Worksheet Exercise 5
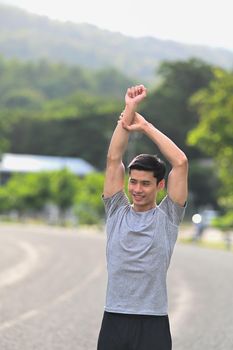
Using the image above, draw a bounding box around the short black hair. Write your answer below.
[128,154,166,183]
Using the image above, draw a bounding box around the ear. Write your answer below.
[157,179,165,191]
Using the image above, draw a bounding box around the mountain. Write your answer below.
[0,4,233,81]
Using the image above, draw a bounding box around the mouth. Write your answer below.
[133,194,144,201]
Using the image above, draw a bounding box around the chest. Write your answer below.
[107,210,170,270]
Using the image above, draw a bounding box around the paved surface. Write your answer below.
[179,224,233,249]
[168,243,233,349]
[0,223,232,350]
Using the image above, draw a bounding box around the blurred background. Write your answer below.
[0,0,232,243]
[0,2,233,350]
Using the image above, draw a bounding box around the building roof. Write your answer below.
[0,153,95,176]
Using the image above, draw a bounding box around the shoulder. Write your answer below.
[158,195,186,226]
[102,191,130,218]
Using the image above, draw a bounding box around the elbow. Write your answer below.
[106,153,122,165]
[177,153,188,168]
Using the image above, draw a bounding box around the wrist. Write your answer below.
[125,101,138,110]
[142,121,153,133]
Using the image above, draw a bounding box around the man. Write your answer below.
[97,85,188,350]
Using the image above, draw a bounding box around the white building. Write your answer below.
[0,153,95,183]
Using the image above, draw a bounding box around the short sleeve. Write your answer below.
[158,195,186,226]
[102,191,130,219]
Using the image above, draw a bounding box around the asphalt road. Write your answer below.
[0,224,232,350]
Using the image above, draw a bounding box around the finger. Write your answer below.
[143,86,147,95]
[118,120,129,129]
[121,121,130,130]
[138,84,147,94]
[134,85,141,96]
[137,86,142,95]
[130,86,136,97]
[124,124,135,131]
[127,88,133,98]
[136,84,145,96]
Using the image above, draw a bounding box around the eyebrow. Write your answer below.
[130,178,151,184]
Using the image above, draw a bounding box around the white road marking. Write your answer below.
[0,264,104,332]
[169,275,193,335]
[0,241,39,289]
[0,309,40,331]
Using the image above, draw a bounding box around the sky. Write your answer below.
[1,0,233,52]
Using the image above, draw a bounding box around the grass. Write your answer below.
[179,236,233,252]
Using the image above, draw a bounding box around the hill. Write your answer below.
[0,4,233,81]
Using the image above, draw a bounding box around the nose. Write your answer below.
[134,182,142,193]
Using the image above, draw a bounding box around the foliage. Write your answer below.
[0,170,105,225]
[0,56,225,212]
[0,172,51,213]
[1,4,233,82]
[0,57,215,167]
[49,169,78,211]
[140,58,215,159]
[187,68,233,229]
[74,172,105,225]
[0,186,11,212]
[0,56,128,169]
[0,169,168,224]
[0,56,133,102]
[212,212,233,231]
[188,160,220,210]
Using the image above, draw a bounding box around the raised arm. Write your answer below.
[121,113,188,206]
[103,85,147,198]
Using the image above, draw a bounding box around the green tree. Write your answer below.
[1,88,44,109]
[74,172,105,225]
[188,160,220,210]
[141,58,215,159]
[8,93,120,169]
[50,169,78,220]
[188,68,233,228]
[129,58,217,210]
[0,172,52,214]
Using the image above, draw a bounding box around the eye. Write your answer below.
[129,179,136,184]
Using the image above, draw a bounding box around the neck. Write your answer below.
[132,203,156,212]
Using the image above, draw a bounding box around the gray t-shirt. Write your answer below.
[103,190,185,316]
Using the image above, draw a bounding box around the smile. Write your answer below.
[133,194,144,200]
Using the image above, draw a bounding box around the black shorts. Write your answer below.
[97,311,172,350]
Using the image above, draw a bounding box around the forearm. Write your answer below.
[107,104,136,162]
[106,84,147,164]
[142,122,187,167]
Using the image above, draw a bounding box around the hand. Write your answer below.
[125,85,147,107]
[120,112,149,133]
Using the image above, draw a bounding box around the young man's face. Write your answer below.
[128,169,164,212]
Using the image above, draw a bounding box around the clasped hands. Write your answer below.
[119,84,149,133]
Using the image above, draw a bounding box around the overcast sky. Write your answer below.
[1,0,233,51]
